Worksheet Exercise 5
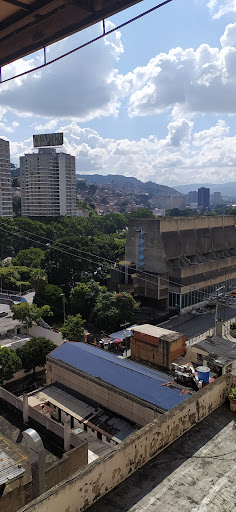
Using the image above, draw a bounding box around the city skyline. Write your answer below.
[0,0,236,186]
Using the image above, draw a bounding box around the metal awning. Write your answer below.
[0,450,25,485]
[0,0,144,67]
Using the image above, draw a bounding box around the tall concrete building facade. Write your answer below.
[125,216,236,311]
[0,138,13,218]
[20,148,76,217]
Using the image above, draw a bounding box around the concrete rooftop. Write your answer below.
[86,404,236,512]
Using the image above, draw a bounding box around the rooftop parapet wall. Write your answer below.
[18,374,235,512]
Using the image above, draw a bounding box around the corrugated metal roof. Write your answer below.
[0,450,25,485]
[49,343,189,411]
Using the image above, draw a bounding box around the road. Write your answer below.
[159,304,236,339]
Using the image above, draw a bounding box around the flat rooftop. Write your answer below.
[160,303,236,339]
[194,336,236,367]
[132,324,181,341]
[86,404,236,512]
[49,342,191,411]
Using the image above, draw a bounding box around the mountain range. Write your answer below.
[76,174,181,196]
[174,182,236,197]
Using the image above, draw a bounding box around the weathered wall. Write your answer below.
[29,325,63,346]
[46,444,88,490]
[0,387,87,451]
[130,334,185,368]
[1,485,26,512]
[46,360,161,424]
[18,375,232,512]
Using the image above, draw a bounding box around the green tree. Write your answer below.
[12,302,53,328]
[70,280,106,318]
[30,268,47,293]
[0,347,22,384]
[92,291,139,333]
[34,283,64,319]
[60,314,85,341]
[12,247,45,268]
[16,337,56,376]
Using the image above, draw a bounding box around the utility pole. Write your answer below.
[60,293,66,324]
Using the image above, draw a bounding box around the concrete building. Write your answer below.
[0,138,13,218]
[212,191,222,205]
[46,342,191,425]
[154,194,187,210]
[11,373,236,512]
[125,215,236,311]
[187,190,197,203]
[186,335,236,376]
[198,187,210,209]
[130,324,186,369]
[20,148,76,217]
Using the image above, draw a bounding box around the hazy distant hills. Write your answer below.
[174,182,236,197]
[76,174,181,196]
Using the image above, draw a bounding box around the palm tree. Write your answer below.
[30,269,47,293]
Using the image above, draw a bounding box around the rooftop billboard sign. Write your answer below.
[33,133,63,147]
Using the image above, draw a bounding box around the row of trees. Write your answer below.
[0,337,56,384]
[12,285,139,337]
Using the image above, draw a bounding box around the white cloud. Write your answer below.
[127,40,236,117]
[0,23,123,121]
[207,0,236,18]
[7,119,236,185]
[1,22,236,122]
[220,23,236,47]
[34,120,59,131]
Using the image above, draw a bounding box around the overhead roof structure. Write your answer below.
[0,0,144,68]
[48,341,190,411]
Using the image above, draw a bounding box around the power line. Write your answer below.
[0,221,224,301]
[0,0,173,84]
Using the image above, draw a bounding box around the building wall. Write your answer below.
[18,375,234,512]
[0,138,13,218]
[130,333,185,368]
[125,216,236,303]
[20,148,76,217]
[46,360,162,425]
[29,325,63,346]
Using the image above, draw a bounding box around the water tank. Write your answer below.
[197,366,210,383]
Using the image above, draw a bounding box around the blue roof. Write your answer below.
[49,342,189,411]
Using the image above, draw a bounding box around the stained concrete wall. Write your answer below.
[46,360,161,424]
[1,485,26,512]
[130,332,185,368]
[125,216,236,298]
[18,375,233,512]
[29,325,63,346]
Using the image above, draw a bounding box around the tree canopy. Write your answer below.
[60,314,86,342]
[70,279,106,318]
[34,283,64,319]
[16,337,56,375]
[92,291,139,333]
[12,302,53,328]
[0,347,22,384]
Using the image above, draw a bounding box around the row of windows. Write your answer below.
[169,278,236,309]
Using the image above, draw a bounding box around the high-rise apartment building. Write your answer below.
[198,187,210,209]
[0,138,13,218]
[20,148,76,217]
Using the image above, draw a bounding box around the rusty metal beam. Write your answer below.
[2,0,33,11]
[0,0,144,67]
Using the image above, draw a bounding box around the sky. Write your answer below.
[1,0,236,186]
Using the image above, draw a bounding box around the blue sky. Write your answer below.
[1,0,236,186]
